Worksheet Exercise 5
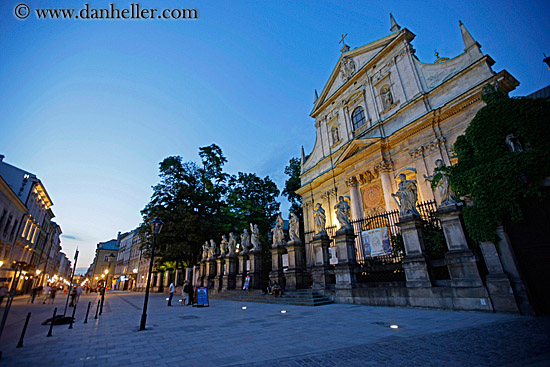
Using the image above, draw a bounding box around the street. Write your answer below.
[0,291,548,366]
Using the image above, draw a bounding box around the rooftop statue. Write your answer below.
[392,173,421,217]
[313,203,327,236]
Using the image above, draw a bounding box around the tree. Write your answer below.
[282,157,302,219]
[449,86,550,243]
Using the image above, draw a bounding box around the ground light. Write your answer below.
[390,325,399,329]
[281,310,287,314]
[242,306,247,310]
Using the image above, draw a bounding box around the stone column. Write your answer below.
[437,204,483,287]
[379,169,397,211]
[156,271,165,292]
[214,257,224,292]
[269,245,286,288]
[333,228,357,302]
[199,261,206,286]
[346,177,363,220]
[206,259,217,290]
[479,241,519,313]
[285,239,307,290]
[248,250,262,289]
[222,256,237,290]
[193,265,200,287]
[237,253,248,290]
[311,233,331,290]
[398,215,431,288]
[174,269,181,286]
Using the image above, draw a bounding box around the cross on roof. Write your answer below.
[339,33,348,45]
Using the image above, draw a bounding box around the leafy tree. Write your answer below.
[282,157,302,219]
[449,86,550,243]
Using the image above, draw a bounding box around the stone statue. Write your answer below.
[271,213,285,247]
[392,173,421,217]
[250,223,261,252]
[202,241,210,260]
[313,203,327,235]
[289,213,300,243]
[505,133,524,153]
[228,232,237,256]
[381,86,393,109]
[424,159,457,206]
[240,229,251,254]
[334,196,352,230]
[209,239,218,257]
[220,235,229,257]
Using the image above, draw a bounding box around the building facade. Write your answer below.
[89,239,118,289]
[295,17,520,312]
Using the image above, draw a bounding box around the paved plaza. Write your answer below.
[0,291,549,366]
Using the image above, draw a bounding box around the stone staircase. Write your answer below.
[210,289,333,306]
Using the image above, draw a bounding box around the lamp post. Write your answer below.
[0,261,27,359]
[99,269,108,315]
[139,217,163,331]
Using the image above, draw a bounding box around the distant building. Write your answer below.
[89,239,118,289]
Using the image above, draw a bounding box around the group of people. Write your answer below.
[264,280,282,297]
[167,280,195,306]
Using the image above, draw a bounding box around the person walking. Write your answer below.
[49,286,57,304]
[42,284,51,304]
[76,285,83,304]
[167,282,174,306]
[182,281,189,306]
[187,282,194,306]
[0,285,8,306]
[69,286,77,307]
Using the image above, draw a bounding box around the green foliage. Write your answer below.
[141,144,280,269]
[449,87,550,243]
[282,157,302,216]
[421,222,447,259]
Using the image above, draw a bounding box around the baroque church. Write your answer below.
[297,15,518,267]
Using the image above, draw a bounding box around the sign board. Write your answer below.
[329,247,338,265]
[243,275,250,290]
[195,287,209,307]
[246,260,250,271]
[282,254,289,268]
[362,227,392,257]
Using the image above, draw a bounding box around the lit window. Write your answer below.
[351,106,366,130]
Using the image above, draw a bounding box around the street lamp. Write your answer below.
[139,217,163,331]
[99,269,109,315]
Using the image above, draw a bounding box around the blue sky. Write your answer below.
[1,0,549,271]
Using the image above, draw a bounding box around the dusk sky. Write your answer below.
[1,0,549,272]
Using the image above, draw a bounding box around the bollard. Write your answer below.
[16,312,31,348]
[94,300,100,319]
[47,308,57,337]
[84,301,91,323]
[68,303,77,329]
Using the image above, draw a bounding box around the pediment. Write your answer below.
[334,138,378,166]
[312,29,413,117]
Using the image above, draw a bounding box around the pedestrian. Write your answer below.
[187,283,194,306]
[181,281,188,306]
[167,282,174,306]
[0,284,8,306]
[42,284,52,304]
[76,284,83,304]
[49,286,57,304]
[29,287,38,304]
[69,286,77,307]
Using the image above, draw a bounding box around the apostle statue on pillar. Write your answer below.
[202,241,210,260]
[209,239,218,258]
[334,196,352,230]
[271,213,285,247]
[313,203,327,236]
[392,173,421,217]
[424,159,457,206]
[220,235,229,257]
[289,213,301,243]
[240,228,251,254]
[250,223,261,252]
[228,232,237,256]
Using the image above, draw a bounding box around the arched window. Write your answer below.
[351,106,366,130]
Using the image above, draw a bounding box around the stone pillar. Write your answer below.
[269,245,286,287]
[174,269,182,286]
[479,241,519,313]
[237,253,248,290]
[214,257,224,292]
[193,265,200,287]
[311,234,331,290]
[156,271,165,292]
[398,215,432,288]
[437,204,483,287]
[248,250,262,289]
[222,256,237,290]
[285,239,307,290]
[333,228,357,302]
[379,169,397,211]
[346,177,363,220]
[206,259,217,290]
[199,261,206,287]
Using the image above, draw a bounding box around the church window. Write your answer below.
[351,106,366,130]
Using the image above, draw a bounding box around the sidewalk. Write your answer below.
[1,291,548,366]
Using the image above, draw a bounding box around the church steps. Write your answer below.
[209,289,333,306]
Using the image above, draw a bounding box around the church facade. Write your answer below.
[296,16,522,312]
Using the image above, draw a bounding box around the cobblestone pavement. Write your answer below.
[1,291,548,366]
